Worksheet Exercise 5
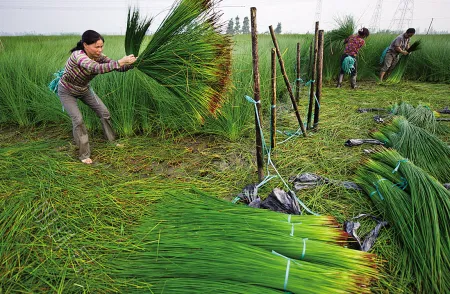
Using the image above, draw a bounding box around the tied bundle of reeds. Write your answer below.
[356,149,450,293]
[109,190,377,293]
[390,102,449,135]
[370,116,450,183]
[125,0,232,119]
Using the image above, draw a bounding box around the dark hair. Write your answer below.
[406,28,416,34]
[358,27,370,38]
[70,30,105,53]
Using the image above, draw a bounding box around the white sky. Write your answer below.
[1,0,449,35]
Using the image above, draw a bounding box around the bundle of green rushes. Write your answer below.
[356,149,450,293]
[325,16,355,49]
[125,0,232,120]
[390,102,449,135]
[108,191,377,293]
[371,116,450,183]
[387,40,422,83]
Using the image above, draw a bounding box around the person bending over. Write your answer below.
[337,27,370,89]
[379,28,415,82]
[58,30,136,164]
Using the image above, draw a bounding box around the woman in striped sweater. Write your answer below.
[58,30,136,164]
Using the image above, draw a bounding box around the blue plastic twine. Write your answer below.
[301,238,308,260]
[392,159,408,174]
[245,95,319,216]
[272,250,299,291]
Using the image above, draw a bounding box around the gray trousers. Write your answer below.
[381,51,399,73]
[57,85,115,160]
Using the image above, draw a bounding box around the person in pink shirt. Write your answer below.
[336,28,370,89]
[58,30,137,164]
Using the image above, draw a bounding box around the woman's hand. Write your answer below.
[118,54,137,66]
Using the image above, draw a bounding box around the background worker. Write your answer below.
[379,28,415,82]
[336,27,370,89]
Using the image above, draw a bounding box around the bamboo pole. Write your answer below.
[269,25,307,137]
[251,7,264,181]
[295,43,301,102]
[307,21,319,130]
[313,30,324,129]
[271,48,277,150]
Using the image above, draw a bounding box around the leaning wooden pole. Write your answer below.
[313,30,324,129]
[295,43,301,102]
[251,7,264,181]
[269,25,307,137]
[307,21,319,130]
[270,48,277,150]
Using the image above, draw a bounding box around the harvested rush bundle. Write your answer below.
[325,16,356,47]
[370,117,450,182]
[356,149,450,293]
[125,7,153,56]
[110,191,377,293]
[391,102,449,135]
[126,0,232,119]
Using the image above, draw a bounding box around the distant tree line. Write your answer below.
[226,16,282,35]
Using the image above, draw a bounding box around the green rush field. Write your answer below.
[1,33,449,293]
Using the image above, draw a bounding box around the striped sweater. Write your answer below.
[59,50,129,95]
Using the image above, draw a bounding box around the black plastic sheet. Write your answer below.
[344,214,388,252]
[344,139,384,147]
[289,173,361,191]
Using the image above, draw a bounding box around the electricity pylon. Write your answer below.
[369,0,383,33]
[389,0,414,33]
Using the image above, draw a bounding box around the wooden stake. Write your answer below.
[308,42,313,77]
[269,25,307,137]
[251,7,264,182]
[295,43,301,102]
[270,48,277,150]
[313,30,324,129]
[307,21,319,130]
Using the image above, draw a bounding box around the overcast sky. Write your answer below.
[1,0,449,35]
